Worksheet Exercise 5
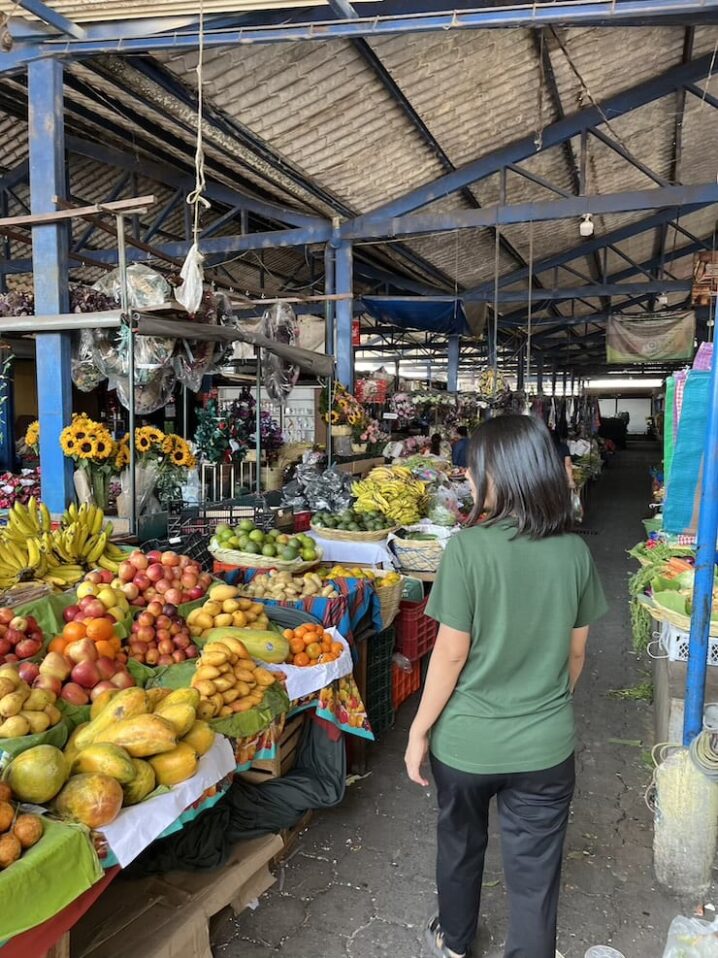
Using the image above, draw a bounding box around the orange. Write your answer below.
[289,637,305,654]
[62,621,86,642]
[48,636,68,654]
[305,642,322,660]
[293,652,310,667]
[331,642,344,657]
[85,618,115,642]
[110,635,122,652]
[282,629,294,640]
[95,639,117,659]
[323,631,333,643]
[318,652,336,664]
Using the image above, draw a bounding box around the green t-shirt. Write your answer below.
[426,522,608,775]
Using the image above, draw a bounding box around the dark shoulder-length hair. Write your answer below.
[468,415,573,539]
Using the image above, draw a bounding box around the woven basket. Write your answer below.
[373,570,402,629]
[208,540,323,572]
[640,596,718,638]
[310,522,397,542]
[332,425,352,437]
[392,535,444,573]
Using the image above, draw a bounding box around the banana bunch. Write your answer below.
[353,467,429,526]
[0,502,125,590]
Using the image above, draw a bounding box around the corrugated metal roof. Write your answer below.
[0,0,361,22]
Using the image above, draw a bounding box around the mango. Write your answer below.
[148,743,198,787]
[159,688,200,711]
[205,628,288,664]
[19,710,50,734]
[182,720,215,756]
[0,715,30,738]
[121,759,156,806]
[208,583,239,602]
[71,743,137,783]
[94,714,177,758]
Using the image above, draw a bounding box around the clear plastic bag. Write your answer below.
[571,490,584,525]
[259,303,300,402]
[112,367,176,415]
[175,243,205,314]
[71,329,105,392]
[428,487,459,527]
[116,460,161,518]
[93,264,171,309]
[173,339,215,392]
[662,915,718,957]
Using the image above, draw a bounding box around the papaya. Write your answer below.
[145,688,172,711]
[90,689,119,721]
[55,773,123,828]
[71,743,136,784]
[121,759,156,806]
[153,703,195,738]
[94,714,177,757]
[75,688,149,750]
[157,688,200,711]
[205,627,288,664]
[181,720,215,757]
[208,583,239,602]
[5,745,67,804]
[63,723,90,768]
[148,743,198,787]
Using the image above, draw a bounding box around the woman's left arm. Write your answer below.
[405,625,470,786]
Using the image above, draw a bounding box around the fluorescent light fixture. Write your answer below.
[587,378,663,389]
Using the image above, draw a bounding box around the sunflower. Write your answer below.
[76,438,97,460]
[168,438,195,468]
[61,434,77,456]
[25,421,39,450]
[136,433,152,453]
[115,443,130,470]
[329,411,340,424]
[143,426,165,447]
[93,429,114,461]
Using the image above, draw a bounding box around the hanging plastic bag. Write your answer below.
[116,460,161,518]
[662,915,718,957]
[175,243,205,314]
[112,367,176,415]
[71,329,105,393]
[93,264,171,309]
[428,487,459,527]
[259,303,300,402]
[571,489,584,525]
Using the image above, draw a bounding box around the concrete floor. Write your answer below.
[213,443,697,958]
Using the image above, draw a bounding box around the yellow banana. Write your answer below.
[91,507,104,536]
[86,531,108,564]
[97,555,119,573]
[39,502,51,533]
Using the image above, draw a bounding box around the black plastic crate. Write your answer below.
[365,626,396,737]
[141,531,214,572]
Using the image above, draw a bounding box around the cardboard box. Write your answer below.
[72,834,283,958]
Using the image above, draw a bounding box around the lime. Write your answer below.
[244,542,260,555]
[288,538,301,551]
[238,536,250,551]
[239,518,255,533]
[215,522,231,535]
[277,533,290,545]
[262,543,277,558]
[268,528,280,538]
[282,547,299,561]
[301,548,317,562]
[249,529,265,544]
[349,523,361,532]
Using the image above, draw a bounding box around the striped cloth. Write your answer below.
[664,370,710,535]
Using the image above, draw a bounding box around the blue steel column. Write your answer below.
[447,335,460,393]
[29,60,73,513]
[683,298,718,744]
[335,241,354,390]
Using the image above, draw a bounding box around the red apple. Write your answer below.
[33,674,62,695]
[180,572,198,590]
[155,628,171,644]
[155,579,170,596]
[25,616,38,631]
[185,644,199,659]
[99,570,114,584]
[155,615,171,630]
[0,608,13,626]
[0,639,10,657]
[118,561,135,582]
[96,656,116,680]
[146,550,162,563]
[15,638,42,659]
[18,661,40,683]
[60,683,90,705]
[146,600,163,618]
[4,654,17,663]
[135,627,155,644]
[9,616,28,633]
[129,551,149,571]
[133,573,151,593]
[111,671,135,689]
[65,639,98,664]
[86,571,103,586]
[171,649,186,663]
[137,612,155,628]
[199,573,212,590]
[158,638,174,656]
[169,623,182,637]
[129,640,149,656]
[187,586,205,601]
[145,587,157,600]
[173,633,190,650]
[157,654,173,666]
[5,628,24,647]
[71,660,101,689]
[130,597,147,608]
[120,582,139,601]
[145,648,160,665]
[63,605,80,623]
[160,551,179,567]
[164,588,183,607]
[146,563,164,583]
[90,680,116,701]
[40,651,72,681]
[84,599,106,619]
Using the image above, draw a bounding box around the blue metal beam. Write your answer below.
[346,53,717,225]
[340,183,718,243]
[18,0,86,38]
[447,335,460,393]
[0,160,29,192]
[335,242,354,389]
[72,171,130,252]
[5,1,718,71]
[686,82,718,111]
[143,188,183,242]
[28,59,73,513]
[589,127,670,187]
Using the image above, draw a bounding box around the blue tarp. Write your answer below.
[362,296,469,335]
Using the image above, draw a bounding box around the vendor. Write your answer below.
[429,434,452,460]
[552,429,575,490]
[452,427,469,470]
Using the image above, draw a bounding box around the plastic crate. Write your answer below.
[394,597,439,662]
[365,626,395,736]
[392,660,421,710]
[658,620,718,665]
[293,511,312,533]
[142,532,214,572]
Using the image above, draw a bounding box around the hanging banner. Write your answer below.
[692,251,718,306]
[352,319,361,347]
[606,312,695,364]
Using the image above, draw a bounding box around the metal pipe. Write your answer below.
[255,354,262,495]
[0,312,123,333]
[325,244,335,468]
[117,214,136,537]
[684,298,718,744]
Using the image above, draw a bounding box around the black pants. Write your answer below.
[431,753,575,957]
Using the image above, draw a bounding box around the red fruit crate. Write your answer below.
[394,597,438,662]
[392,660,421,709]
[293,511,312,533]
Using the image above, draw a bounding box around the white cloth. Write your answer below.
[307,531,396,569]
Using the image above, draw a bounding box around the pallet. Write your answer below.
[238,713,305,785]
[273,810,315,866]
[71,834,283,958]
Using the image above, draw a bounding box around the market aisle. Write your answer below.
[214,444,686,958]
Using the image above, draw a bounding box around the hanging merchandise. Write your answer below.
[476,368,509,403]
[259,303,301,403]
[114,366,177,415]
[606,313,695,364]
[175,243,205,314]
[93,264,171,309]
[70,329,105,393]
[173,290,235,391]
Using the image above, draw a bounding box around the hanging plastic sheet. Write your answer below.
[70,329,105,393]
[259,303,301,402]
[663,371,709,535]
[93,264,171,309]
[606,312,695,364]
[362,296,470,335]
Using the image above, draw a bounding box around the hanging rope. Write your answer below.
[526,221,534,389]
[492,223,500,399]
[186,0,211,242]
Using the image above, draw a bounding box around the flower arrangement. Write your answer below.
[194,395,255,465]
[24,420,39,456]
[322,383,367,429]
[359,419,390,453]
[0,468,41,509]
[114,427,197,506]
[60,414,117,509]
[390,392,417,425]
[257,411,284,464]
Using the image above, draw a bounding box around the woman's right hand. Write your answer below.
[405,729,430,787]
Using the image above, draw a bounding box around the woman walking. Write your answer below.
[405,415,607,958]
